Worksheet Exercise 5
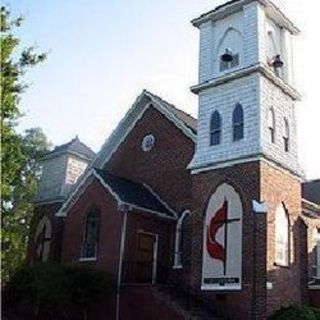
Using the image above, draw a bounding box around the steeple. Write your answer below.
[188,0,302,177]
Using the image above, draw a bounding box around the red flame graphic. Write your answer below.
[206,200,228,263]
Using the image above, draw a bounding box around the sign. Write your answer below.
[202,183,242,291]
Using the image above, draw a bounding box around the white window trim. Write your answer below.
[268,107,276,144]
[137,230,158,285]
[79,257,97,262]
[274,204,290,267]
[313,234,320,279]
[173,210,190,269]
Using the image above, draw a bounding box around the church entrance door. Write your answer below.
[135,232,158,284]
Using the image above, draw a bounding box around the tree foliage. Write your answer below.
[269,305,320,320]
[1,5,49,282]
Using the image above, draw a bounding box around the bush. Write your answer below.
[4,262,116,320]
[270,305,320,320]
[4,263,69,318]
[64,264,116,320]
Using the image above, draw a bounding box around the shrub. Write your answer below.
[4,262,116,320]
[270,305,320,320]
[4,262,69,318]
[64,264,116,320]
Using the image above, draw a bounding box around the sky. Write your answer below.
[6,0,320,179]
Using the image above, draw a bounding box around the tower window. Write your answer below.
[275,203,290,266]
[81,208,100,259]
[283,118,290,152]
[232,103,244,141]
[210,111,222,146]
[268,107,276,143]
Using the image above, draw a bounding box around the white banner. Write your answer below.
[202,183,242,291]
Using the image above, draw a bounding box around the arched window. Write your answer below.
[268,107,276,143]
[233,103,244,141]
[34,216,52,262]
[210,111,221,146]
[266,22,283,78]
[275,203,290,266]
[283,118,290,152]
[217,28,242,72]
[173,210,190,268]
[313,228,320,279]
[81,208,100,259]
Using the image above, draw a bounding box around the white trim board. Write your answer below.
[143,183,178,219]
[190,155,303,181]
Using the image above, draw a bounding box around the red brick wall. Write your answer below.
[61,179,123,276]
[189,161,265,320]
[309,290,320,307]
[59,175,179,320]
[105,106,195,213]
[260,162,304,316]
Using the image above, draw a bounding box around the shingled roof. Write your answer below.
[47,136,95,160]
[144,90,197,134]
[302,179,320,205]
[193,0,241,21]
[94,168,176,219]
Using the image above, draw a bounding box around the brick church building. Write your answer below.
[28,0,320,319]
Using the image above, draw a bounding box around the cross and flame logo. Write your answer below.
[206,199,240,275]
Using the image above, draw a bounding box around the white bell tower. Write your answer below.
[188,0,302,177]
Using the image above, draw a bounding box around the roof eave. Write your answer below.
[191,0,300,35]
[302,198,320,215]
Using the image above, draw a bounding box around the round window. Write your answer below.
[141,134,155,152]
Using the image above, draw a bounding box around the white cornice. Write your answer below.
[190,154,303,181]
[35,198,65,206]
[190,63,301,101]
[191,0,300,35]
[190,155,262,175]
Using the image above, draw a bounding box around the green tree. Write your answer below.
[1,6,49,282]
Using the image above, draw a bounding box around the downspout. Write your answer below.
[252,200,268,320]
[116,204,129,320]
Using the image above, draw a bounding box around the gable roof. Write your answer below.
[56,168,177,220]
[145,91,197,134]
[92,89,197,169]
[45,136,95,161]
[302,179,320,205]
[56,90,196,217]
[94,169,177,218]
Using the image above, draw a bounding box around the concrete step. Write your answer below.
[151,286,225,320]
